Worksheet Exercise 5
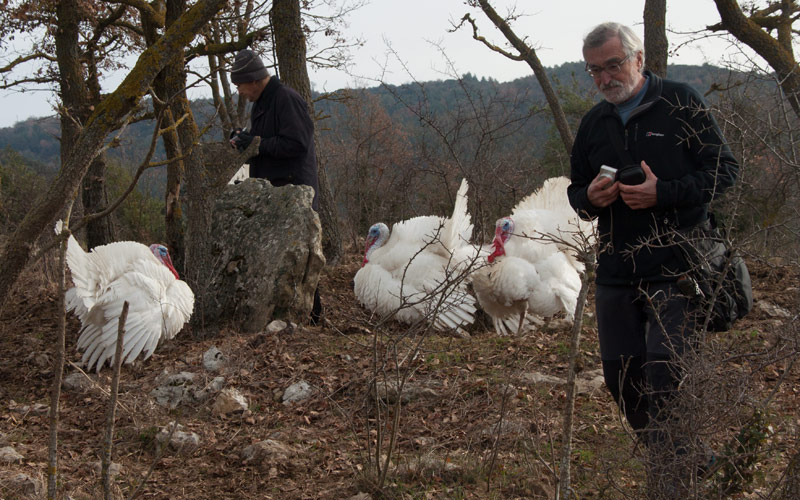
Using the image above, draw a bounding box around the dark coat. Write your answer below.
[248,77,318,210]
[568,71,739,285]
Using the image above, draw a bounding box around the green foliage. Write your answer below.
[712,408,773,496]
[0,146,47,234]
[137,426,159,451]
[0,63,775,250]
[0,119,61,177]
[105,160,166,243]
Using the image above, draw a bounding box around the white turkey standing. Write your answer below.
[353,178,481,334]
[58,222,195,372]
[472,176,595,335]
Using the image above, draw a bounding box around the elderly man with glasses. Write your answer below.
[567,22,739,493]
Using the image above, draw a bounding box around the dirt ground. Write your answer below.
[0,253,798,499]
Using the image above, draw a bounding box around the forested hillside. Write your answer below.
[0,63,733,174]
[0,61,781,249]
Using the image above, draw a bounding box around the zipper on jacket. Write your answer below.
[624,128,629,151]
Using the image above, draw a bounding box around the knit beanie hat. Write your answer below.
[230,49,269,84]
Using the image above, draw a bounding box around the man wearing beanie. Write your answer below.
[229,48,319,211]
[229,48,323,323]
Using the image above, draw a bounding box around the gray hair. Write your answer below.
[583,22,645,69]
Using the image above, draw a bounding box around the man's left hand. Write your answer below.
[619,161,658,210]
[230,130,254,151]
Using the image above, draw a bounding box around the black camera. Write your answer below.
[598,164,646,185]
[617,164,646,185]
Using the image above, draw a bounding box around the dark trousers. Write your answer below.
[595,282,696,438]
[311,286,322,324]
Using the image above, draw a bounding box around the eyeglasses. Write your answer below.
[585,55,631,78]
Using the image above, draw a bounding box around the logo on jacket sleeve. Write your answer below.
[645,131,664,137]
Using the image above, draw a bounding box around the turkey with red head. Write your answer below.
[472,177,595,335]
[57,222,195,372]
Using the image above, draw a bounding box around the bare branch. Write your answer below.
[104,0,165,27]
[0,52,58,73]
[453,13,523,61]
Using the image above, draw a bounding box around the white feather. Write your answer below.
[472,176,594,335]
[354,179,482,333]
[59,225,194,372]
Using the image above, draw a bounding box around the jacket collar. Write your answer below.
[256,76,281,107]
[600,70,663,119]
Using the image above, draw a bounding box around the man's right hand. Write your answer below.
[587,174,620,208]
[230,130,255,151]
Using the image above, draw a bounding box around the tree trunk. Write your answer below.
[0,0,228,313]
[161,0,193,276]
[141,1,185,271]
[82,156,115,248]
[643,0,668,77]
[271,0,343,265]
[55,0,115,250]
[84,51,116,248]
[713,0,800,118]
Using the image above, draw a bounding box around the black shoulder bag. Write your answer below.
[605,120,753,332]
[671,215,753,332]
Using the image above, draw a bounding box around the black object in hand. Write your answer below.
[617,164,646,185]
[231,130,254,152]
[229,127,243,140]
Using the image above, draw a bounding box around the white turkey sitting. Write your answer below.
[353,178,482,334]
[57,222,195,372]
[471,176,595,335]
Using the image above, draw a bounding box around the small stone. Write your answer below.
[347,493,373,500]
[156,423,200,452]
[241,439,295,463]
[371,380,438,404]
[33,353,50,368]
[0,471,42,497]
[9,401,48,417]
[91,461,123,478]
[756,301,792,318]
[266,320,289,334]
[212,387,249,416]
[282,380,313,404]
[156,371,196,386]
[203,346,226,373]
[0,446,24,463]
[63,372,93,392]
[150,371,199,408]
[194,376,226,402]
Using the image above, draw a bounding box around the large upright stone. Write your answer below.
[204,178,324,332]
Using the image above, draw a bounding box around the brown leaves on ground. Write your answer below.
[0,255,798,499]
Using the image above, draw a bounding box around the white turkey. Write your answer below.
[354,178,482,334]
[472,176,595,335]
[57,222,195,372]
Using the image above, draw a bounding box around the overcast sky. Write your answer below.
[0,0,742,128]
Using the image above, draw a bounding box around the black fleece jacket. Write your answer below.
[568,70,739,285]
[248,77,319,210]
